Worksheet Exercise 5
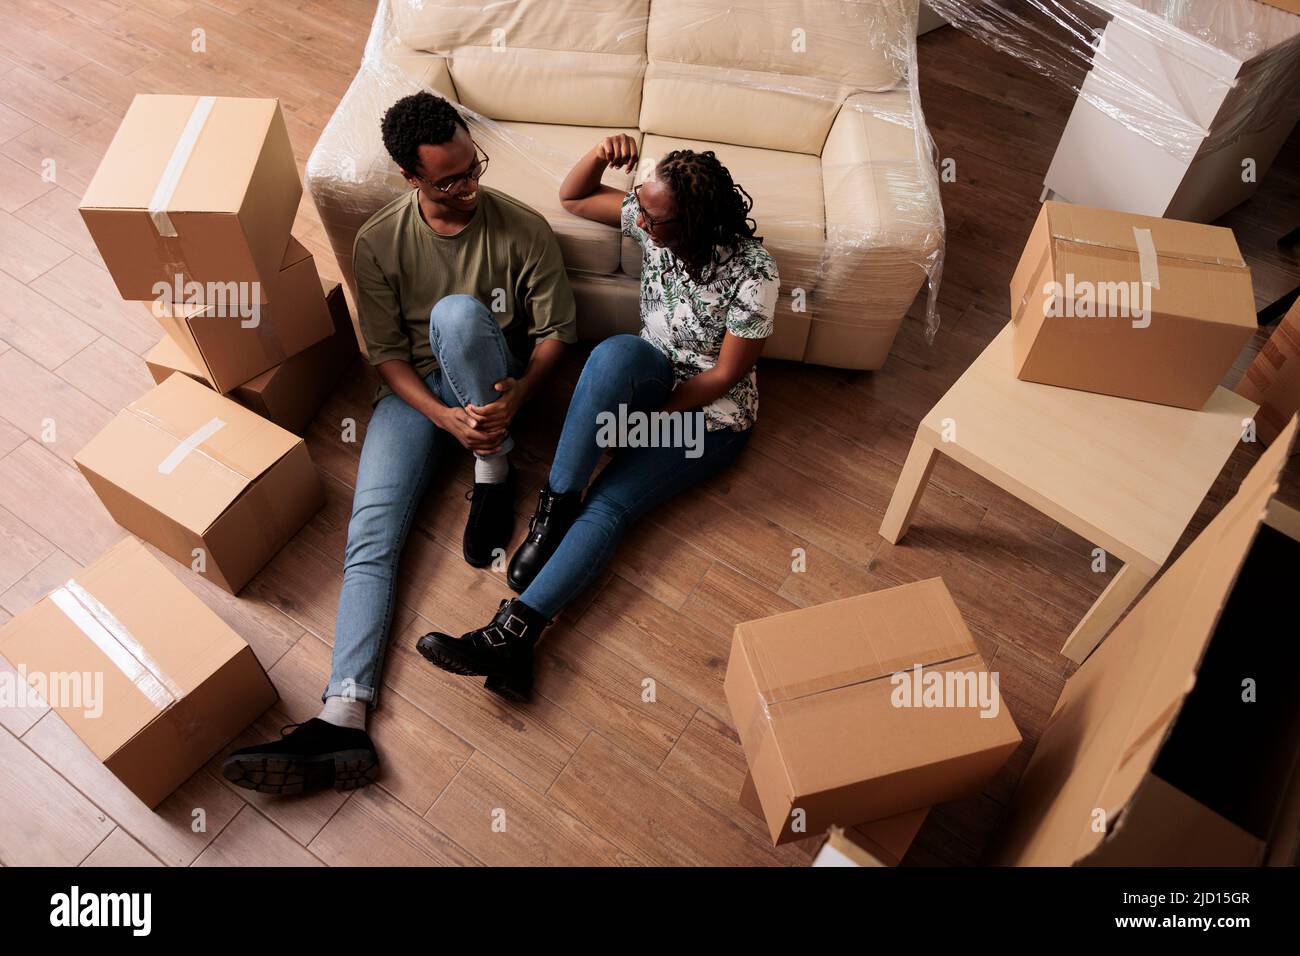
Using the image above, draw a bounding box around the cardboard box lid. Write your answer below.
[1041,202,1255,331]
[81,95,282,215]
[0,537,253,761]
[993,417,1298,865]
[74,373,301,535]
[734,578,1019,795]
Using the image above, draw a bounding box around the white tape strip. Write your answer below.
[1133,227,1161,290]
[148,95,217,238]
[50,583,178,709]
[157,416,226,475]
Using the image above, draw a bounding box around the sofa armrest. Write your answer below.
[305,1,458,294]
[810,89,945,366]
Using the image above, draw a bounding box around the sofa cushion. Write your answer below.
[640,0,913,154]
[393,0,650,127]
[480,122,640,276]
[625,134,825,297]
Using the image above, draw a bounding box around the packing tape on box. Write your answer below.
[49,580,181,709]
[134,407,292,563]
[127,407,251,482]
[158,416,227,475]
[1132,227,1161,290]
[149,95,216,239]
[146,96,216,294]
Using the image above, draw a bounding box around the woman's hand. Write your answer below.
[597,134,638,172]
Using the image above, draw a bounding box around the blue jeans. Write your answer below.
[520,334,752,619]
[324,295,519,705]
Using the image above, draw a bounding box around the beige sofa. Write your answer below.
[307,0,945,370]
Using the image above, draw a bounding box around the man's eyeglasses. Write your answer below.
[418,147,490,194]
[634,183,677,230]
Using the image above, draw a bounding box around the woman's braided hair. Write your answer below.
[655,149,761,283]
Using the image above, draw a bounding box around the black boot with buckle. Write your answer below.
[415,597,549,702]
[507,484,583,592]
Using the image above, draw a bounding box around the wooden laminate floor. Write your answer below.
[0,0,1296,867]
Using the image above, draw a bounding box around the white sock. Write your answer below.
[475,454,510,484]
[318,695,367,730]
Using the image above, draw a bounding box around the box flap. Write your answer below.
[80,95,278,215]
[73,374,300,535]
[734,578,976,705]
[991,418,1298,865]
[0,538,251,761]
[144,332,207,382]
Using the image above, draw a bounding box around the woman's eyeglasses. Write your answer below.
[418,147,490,194]
[634,183,677,230]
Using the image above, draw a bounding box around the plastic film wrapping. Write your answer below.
[306,0,947,370]
[926,0,1300,216]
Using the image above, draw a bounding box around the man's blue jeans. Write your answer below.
[324,295,518,706]
[519,334,752,619]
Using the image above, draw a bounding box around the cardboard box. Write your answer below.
[1010,202,1256,409]
[1043,0,1300,223]
[148,236,334,394]
[725,578,1022,846]
[1237,298,1300,448]
[0,537,277,808]
[80,94,301,302]
[740,770,928,864]
[991,418,1300,866]
[74,373,325,594]
[146,281,359,434]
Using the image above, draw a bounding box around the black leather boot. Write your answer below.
[415,597,550,702]
[507,484,582,592]
[462,463,516,568]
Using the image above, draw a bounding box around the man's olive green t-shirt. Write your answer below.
[352,186,578,401]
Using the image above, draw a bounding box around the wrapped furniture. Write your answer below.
[306,0,946,370]
[929,0,1300,222]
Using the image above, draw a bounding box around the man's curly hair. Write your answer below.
[656,149,761,283]
[381,91,468,177]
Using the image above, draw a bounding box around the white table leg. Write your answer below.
[880,436,938,544]
[1060,562,1154,664]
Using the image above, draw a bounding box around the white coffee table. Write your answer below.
[880,323,1258,662]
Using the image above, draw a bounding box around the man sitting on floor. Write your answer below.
[222,91,577,795]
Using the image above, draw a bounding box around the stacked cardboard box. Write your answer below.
[146,280,359,435]
[75,93,342,591]
[1010,201,1257,409]
[725,577,1021,847]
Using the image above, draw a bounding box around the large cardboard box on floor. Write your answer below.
[991,418,1300,866]
[80,94,301,302]
[74,373,325,594]
[146,280,359,434]
[148,236,334,394]
[0,538,277,808]
[725,577,1022,846]
[1236,298,1300,448]
[1010,202,1256,409]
